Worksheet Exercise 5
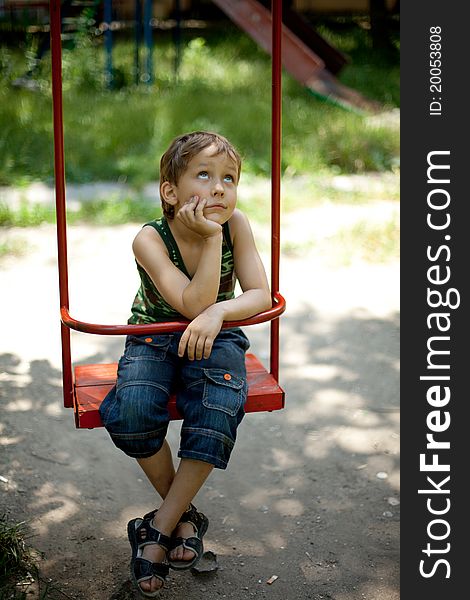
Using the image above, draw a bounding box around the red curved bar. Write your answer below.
[61,292,286,335]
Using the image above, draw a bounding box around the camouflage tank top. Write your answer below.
[128,217,236,324]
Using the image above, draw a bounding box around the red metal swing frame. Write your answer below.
[49,0,286,429]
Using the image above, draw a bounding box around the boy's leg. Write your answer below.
[158,458,213,561]
[100,335,178,594]
[137,439,175,499]
[163,330,248,565]
[127,331,248,592]
[135,456,213,594]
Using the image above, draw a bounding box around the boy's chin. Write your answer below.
[204,212,228,224]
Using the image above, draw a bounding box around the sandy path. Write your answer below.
[0,204,399,599]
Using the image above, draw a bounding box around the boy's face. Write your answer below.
[169,144,239,224]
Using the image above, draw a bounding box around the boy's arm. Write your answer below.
[211,209,272,320]
[178,209,272,360]
[132,198,223,320]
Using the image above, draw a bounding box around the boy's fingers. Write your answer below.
[186,332,197,361]
[203,338,214,359]
[178,201,197,225]
[177,205,188,219]
[195,336,206,361]
[177,340,186,358]
[178,329,190,357]
[195,198,207,219]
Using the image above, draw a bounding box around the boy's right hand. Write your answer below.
[178,304,225,360]
[177,196,222,239]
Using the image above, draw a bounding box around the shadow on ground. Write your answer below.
[0,307,399,600]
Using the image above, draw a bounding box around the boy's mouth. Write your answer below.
[205,203,226,210]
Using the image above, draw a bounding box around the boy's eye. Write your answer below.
[224,174,234,183]
[197,171,209,179]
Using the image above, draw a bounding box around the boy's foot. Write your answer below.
[127,515,171,597]
[139,540,167,594]
[167,504,209,570]
[168,521,199,563]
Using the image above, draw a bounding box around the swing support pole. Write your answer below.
[49,0,73,408]
[270,0,282,381]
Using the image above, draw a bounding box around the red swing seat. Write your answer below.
[73,353,284,429]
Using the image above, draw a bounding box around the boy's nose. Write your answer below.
[212,182,225,196]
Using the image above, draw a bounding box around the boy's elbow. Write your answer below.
[179,306,198,320]
[180,300,205,320]
[181,295,217,320]
[260,290,273,312]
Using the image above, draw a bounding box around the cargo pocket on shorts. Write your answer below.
[124,334,172,362]
[202,368,245,417]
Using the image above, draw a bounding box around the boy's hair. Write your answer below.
[159,131,242,219]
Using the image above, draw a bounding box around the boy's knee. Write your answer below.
[105,429,170,460]
[100,383,171,459]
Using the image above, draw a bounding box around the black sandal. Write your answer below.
[127,512,171,598]
[168,504,209,571]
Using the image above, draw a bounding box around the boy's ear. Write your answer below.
[160,181,178,205]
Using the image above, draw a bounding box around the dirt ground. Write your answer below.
[0,204,399,600]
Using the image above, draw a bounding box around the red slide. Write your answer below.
[212,0,380,112]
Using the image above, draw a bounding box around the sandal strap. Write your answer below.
[178,504,204,530]
[136,520,171,551]
[181,536,203,556]
[134,557,169,583]
[168,508,208,570]
[143,508,159,521]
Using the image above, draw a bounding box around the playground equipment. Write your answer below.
[103,0,154,86]
[12,0,380,109]
[49,0,286,429]
[103,0,380,109]
[212,0,380,111]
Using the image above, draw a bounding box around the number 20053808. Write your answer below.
[429,27,442,116]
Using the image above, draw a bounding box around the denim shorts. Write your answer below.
[99,328,250,469]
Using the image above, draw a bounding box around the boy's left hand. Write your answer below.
[177,196,223,239]
[178,305,225,360]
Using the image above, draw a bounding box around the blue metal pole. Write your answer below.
[104,0,113,88]
[134,0,142,84]
[143,0,153,85]
[143,0,153,84]
[174,0,181,80]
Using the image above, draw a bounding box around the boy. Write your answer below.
[99,131,271,597]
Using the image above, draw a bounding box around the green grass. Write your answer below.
[0,169,399,228]
[327,216,399,265]
[0,516,37,597]
[0,20,399,187]
[0,201,54,227]
[237,170,399,223]
[280,216,399,265]
[0,236,27,258]
[1,19,399,264]
[0,197,162,227]
[0,515,73,599]
[317,17,400,107]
